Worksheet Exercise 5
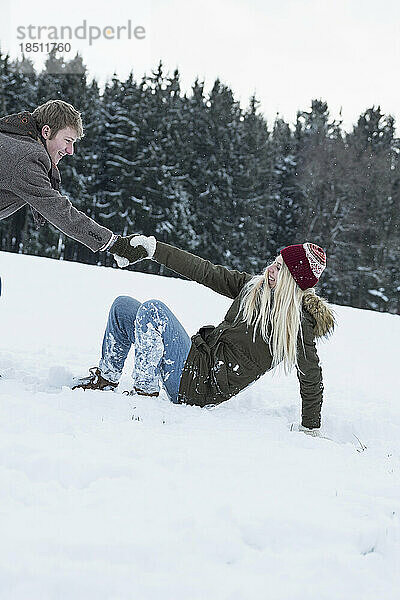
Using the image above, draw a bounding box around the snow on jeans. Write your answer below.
[99,296,191,401]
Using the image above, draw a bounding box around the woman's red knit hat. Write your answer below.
[280,243,326,290]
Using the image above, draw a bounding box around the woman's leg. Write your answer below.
[134,300,191,401]
[99,296,141,383]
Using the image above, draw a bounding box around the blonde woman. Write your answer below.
[74,238,335,432]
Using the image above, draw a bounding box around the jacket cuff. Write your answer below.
[100,232,117,251]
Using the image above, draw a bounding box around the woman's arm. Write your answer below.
[296,314,324,429]
[154,241,252,299]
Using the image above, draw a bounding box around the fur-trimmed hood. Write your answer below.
[302,290,335,339]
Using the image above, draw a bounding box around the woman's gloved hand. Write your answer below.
[109,235,156,268]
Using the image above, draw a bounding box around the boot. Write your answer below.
[72,367,118,391]
[123,387,159,397]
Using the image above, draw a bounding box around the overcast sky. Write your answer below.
[1,0,399,130]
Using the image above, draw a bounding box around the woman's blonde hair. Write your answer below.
[237,260,308,373]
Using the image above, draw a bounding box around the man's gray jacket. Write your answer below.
[0,111,113,252]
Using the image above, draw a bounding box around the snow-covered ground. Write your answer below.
[1,250,399,600]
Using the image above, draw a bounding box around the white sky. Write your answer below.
[1,0,399,131]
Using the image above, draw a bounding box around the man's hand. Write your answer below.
[109,235,156,268]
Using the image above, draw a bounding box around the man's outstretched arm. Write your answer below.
[12,151,113,252]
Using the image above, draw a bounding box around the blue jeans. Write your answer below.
[99,296,191,402]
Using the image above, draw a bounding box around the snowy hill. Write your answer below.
[1,250,399,600]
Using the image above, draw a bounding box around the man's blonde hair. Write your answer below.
[237,261,308,373]
[32,99,84,139]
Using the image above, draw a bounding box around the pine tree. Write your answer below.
[181,79,243,266]
[228,95,272,272]
[63,78,105,265]
[8,55,37,112]
[268,117,299,253]
[96,75,132,239]
[0,50,14,114]
[0,51,38,253]
[110,64,196,275]
[345,107,400,311]
[294,99,350,299]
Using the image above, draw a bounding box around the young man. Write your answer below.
[0,99,142,264]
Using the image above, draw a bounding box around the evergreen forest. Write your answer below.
[1,51,399,313]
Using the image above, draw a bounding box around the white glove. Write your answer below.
[129,235,156,256]
[112,235,157,269]
[114,255,130,268]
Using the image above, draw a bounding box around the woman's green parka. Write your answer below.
[153,242,335,428]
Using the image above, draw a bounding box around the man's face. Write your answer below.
[266,255,283,288]
[41,125,78,166]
